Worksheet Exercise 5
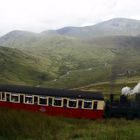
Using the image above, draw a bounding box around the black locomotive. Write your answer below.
[105,93,140,119]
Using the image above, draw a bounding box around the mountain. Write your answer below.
[0,18,140,88]
[0,30,40,48]
[15,35,139,88]
[0,35,140,88]
[49,18,140,38]
[1,18,140,48]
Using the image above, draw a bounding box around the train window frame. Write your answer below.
[0,92,1,101]
[39,96,48,106]
[78,99,84,109]
[67,99,78,108]
[33,95,39,105]
[10,93,19,103]
[48,97,53,106]
[83,100,93,109]
[1,92,6,101]
[53,97,63,107]
[24,95,33,104]
[19,94,25,103]
[6,92,11,102]
[93,100,98,110]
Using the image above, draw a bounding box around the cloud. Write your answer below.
[0,0,140,35]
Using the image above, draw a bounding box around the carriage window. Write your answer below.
[53,98,62,107]
[2,92,6,101]
[68,99,77,108]
[0,92,1,100]
[6,93,10,102]
[39,96,47,105]
[83,100,92,109]
[25,95,33,104]
[11,94,19,102]
[48,97,53,106]
[93,101,98,110]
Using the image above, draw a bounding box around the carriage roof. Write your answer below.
[0,85,104,100]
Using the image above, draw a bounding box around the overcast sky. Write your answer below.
[0,0,140,36]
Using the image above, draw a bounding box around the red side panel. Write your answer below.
[0,101,104,119]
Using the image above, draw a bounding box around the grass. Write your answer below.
[0,46,54,86]
[26,35,140,89]
[43,65,110,89]
[78,76,140,95]
[0,108,140,140]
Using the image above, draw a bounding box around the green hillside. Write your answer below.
[0,35,140,89]
[0,46,53,85]
[0,30,40,48]
[24,36,140,88]
[0,18,140,89]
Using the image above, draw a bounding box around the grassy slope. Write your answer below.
[0,46,53,85]
[0,108,140,140]
[0,35,140,89]
[0,30,40,48]
[78,76,140,94]
[31,36,140,89]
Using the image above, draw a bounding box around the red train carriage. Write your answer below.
[0,85,105,119]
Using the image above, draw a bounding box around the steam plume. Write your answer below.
[121,87,131,95]
[121,82,140,96]
[132,82,140,94]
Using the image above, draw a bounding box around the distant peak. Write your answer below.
[107,17,140,22]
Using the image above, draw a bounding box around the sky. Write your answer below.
[0,0,140,36]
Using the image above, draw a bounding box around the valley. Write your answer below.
[0,18,140,90]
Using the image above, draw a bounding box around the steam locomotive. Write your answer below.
[105,93,140,119]
[0,85,139,119]
[105,83,140,119]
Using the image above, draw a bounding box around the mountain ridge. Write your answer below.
[1,17,140,43]
[54,18,140,37]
